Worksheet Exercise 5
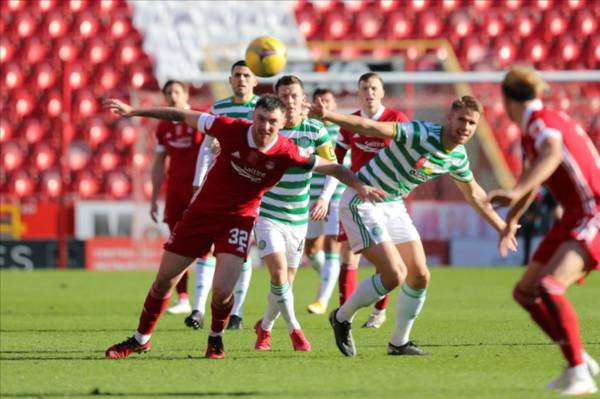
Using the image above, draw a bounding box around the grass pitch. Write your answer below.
[1,267,598,398]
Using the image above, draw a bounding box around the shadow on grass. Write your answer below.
[0,391,273,398]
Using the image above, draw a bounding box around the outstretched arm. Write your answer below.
[314,158,387,203]
[102,98,207,134]
[306,99,396,139]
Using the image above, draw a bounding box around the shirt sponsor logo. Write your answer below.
[355,141,385,153]
[410,156,434,182]
[230,161,266,183]
[231,151,241,159]
[265,160,276,170]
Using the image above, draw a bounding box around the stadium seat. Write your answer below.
[513,13,537,38]
[521,38,548,63]
[6,0,26,12]
[33,143,57,171]
[85,38,111,65]
[542,10,568,38]
[4,62,25,90]
[45,10,69,38]
[295,10,320,39]
[74,90,98,119]
[22,119,47,143]
[418,11,443,38]
[573,9,597,36]
[68,140,92,171]
[44,90,63,118]
[128,66,154,89]
[116,121,137,146]
[74,171,100,198]
[37,0,59,13]
[356,10,383,39]
[109,15,132,39]
[0,38,16,64]
[11,171,35,198]
[384,11,414,39]
[14,12,38,38]
[0,117,11,143]
[86,118,110,148]
[97,145,120,172]
[323,12,352,40]
[13,90,34,117]
[33,62,57,91]
[55,37,79,62]
[68,64,89,90]
[554,36,580,63]
[484,13,506,38]
[494,37,517,66]
[94,65,120,92]
[116,40,140,65]
[68,0,90,13]
[41,170,62,197]
[106,171,131,198]
[448,10,474,39]
[2,142,25,172]
[75,12,100,39]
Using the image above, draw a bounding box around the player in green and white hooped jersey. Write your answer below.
[186,60,259,331]
[309,96,519,357]
[254,76,339,352]
[304,89,346,316]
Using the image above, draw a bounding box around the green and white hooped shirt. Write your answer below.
[211,95,260,119]
[357,121,473,198]
[259,118,332,226]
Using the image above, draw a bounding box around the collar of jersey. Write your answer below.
[521,99,543,131]
[361,105,385,120]
[248,126,278,153]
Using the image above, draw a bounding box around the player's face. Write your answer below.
[358,77,384,112]
[229,66,257,98]
[502,94,520,124]
[164,83,189,108]
[252,107,285,147]
[444,108,480,146]
[277,83,305,122]
[315,92,337,112]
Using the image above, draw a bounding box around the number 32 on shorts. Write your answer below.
[228,228,249,253]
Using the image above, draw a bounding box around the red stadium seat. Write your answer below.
[128,66,152,89]
[44,11,68,38]
[33,143,57,171]
[534,0,553,10]
[68,64,88,90]
[0,38,16,64]
[573,9,597,36]
[85,38,111,65]
[106,171,131,199]
[86,118,109,148]
[2,142,25,172]
[97,145,120,172]
[356,10,383,39]
[24,37,50,65]
[567,0,586,9]
[95,65,119,92]
[295,10,320,39]
[68,140,92,171]
[472,0,492,10]
[448,10,474,39]
[74,90,98,118]
[14,12,38,38]
[4,62,25,90]
[419,11,443,38]
[494,37,517,66]
[554,36,580,63]
[6,0,26,12]
[55,37,79,62]
[505,0,522,9]
[69,0,90,13]
[74,171,100,198]
[109,15,132,39]
[13,90,34,117]
[385,11,414,39]
[116,40,140,65]
[483,14,506,38]
[323,12,352,40]
[38,0,60,13]
[11,171,35,198]
[345,0,367,12]
[409,0,430,11]
[75,12,100,39]
[513,13,537,38]
[98,0,123,12]
[116,121,137,146]
[460,37,487,65]
[0,117,11,143]
[41,170,62,197]
[44,90,63,118]
[379,0,399,11]
[33,62,57,90]
[22,119,47,143]
[311,0,336,12]
[522,38,548,63]
[542,10,568,39]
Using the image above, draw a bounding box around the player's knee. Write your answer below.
[211,285,232,304]
[512,284,536,308]
[150,280,172,298]
[383,266,406,289]
[409,265,430,288]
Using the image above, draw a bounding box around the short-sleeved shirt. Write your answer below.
[189,114,317,218]
[357,121,473,198]
[309,123,350,203]
[258,118,332,225]
[337,107,409,172]
[211,95,259,119]
[154,117,204,225]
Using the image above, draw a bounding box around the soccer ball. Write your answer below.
[245,36,287,77]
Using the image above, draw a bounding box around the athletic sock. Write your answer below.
[209,298,234,337]
[374,294,389,311]
[175,270,189,301]
[539,275,584,367]
[317,252,340,305]
[193,257,216,312]
[271,282,301,333]
[513,285,561,341]
[136,282,172,339]
[337,274,388,323]
[231,260,252,317]
[308,250,325,272]
[261,291,281,332]
[338,265,357,305]
[390,283,427,347]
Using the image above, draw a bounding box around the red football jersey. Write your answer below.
[155,118,204,225]
[338,107,409,171]
[522,100,600,219]
[189,114,317,217]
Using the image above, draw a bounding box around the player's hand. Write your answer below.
[310,198,329,221]
[356,184,387,203]
[488,189,520,208]
[150,201,159,223]
[102,98,135,117]
[305,98,328,121]
[498,222,520,257]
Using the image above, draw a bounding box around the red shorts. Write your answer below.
[164,190,194,231]
[532,213,600,270]
[164,211,255,260]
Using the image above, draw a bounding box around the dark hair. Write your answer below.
[313,88,334,102]
[231,60,248,73]
[162,80,188,94]
[358,72,384,86]
[450,95,483,114]
[275,75,304,92]
[501,66,548,102]
[255,94,287,113]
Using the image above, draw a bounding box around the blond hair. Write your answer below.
[502,65,549,102]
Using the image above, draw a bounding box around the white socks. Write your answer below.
[390,283,427,347]
[193,257,216,312]
[337,274,388,322]
[317,252,340,306]
[308,250,325,272]
[231,260,252,317]
[267,282,300,333]
[134,332,151,345]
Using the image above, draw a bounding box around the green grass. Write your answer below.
[1,267,598,399]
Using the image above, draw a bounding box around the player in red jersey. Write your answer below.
[490,66,600,396]
[102,95,385,360]
[335,72,409,328]
[150,80,203,316]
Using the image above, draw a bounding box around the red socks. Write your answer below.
[374,294,389,311]
[338,265,357,305]
[210,298,234,334]
[175,270,189,300]
[137,283,171,335]
[538,275,584,367]
[513,285,561,342]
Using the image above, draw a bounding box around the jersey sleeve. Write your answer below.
[287,143,317,171]
[197,114,246,143]
[393,122,413,144]
[449,151,474,182]
[315,126,337,161]
[337,128,351,150]
[527,117,563,151]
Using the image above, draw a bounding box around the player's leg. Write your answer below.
[305,220,326,313]
[228,256,253,329]
[185,253,216,329]
[166,270,192,314]
[536,240,597,395]
[338,234,359,306]
[105,250,195,358]
[309,234,341,314]
[388,239,429,355]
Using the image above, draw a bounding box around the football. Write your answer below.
[245,36,287,77]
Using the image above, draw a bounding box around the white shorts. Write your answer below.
[306,200,340,239]
[339,188,420,253]
[254,217,307,269]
